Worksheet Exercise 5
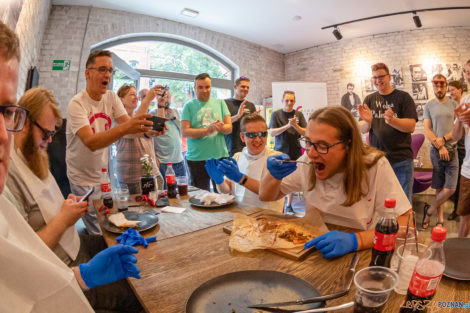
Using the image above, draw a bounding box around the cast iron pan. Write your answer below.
[185,270,324,313]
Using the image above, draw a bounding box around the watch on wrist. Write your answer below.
[143,133,150,139]
[239,175,248,186]
[443,136,447,143]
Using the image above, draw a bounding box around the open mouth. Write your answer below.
[314,162,325,172]
[101,80,109,87]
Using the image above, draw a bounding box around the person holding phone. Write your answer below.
[115,84,164,194]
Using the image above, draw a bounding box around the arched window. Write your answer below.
[92,34,238,110]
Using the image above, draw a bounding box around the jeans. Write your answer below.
[159,161,187,189]
[70,182,102,235]
[391,159,414,203]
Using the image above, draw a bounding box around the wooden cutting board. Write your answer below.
[222,224,315,260]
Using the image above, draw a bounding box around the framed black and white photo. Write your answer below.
[390,67,403,89]
[340,82,362,120]
[412,82,428,101]
[410,64,427,82]
[446,63,467,91]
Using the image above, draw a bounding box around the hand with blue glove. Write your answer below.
[216,157,244,183]
[78,244,140,289]
[116,228,157,248]
[205,158,224,184]
[266,154,297,180]
[304,231,358,258]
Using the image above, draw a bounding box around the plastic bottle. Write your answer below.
[100,168,113,209]
[399,226,447,313]
[369,198,399,267]
[165,163,177,198]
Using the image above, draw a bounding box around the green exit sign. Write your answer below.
[52,60,71,71]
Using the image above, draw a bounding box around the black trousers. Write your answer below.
[187,159,219,192]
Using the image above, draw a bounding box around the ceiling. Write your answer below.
[52,0,470,53]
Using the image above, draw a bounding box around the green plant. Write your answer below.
[140,154,153,177]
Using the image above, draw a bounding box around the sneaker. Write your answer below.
[447,211,458,221]
[285,205,295,215]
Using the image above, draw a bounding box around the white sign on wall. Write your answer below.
[271,82,328,120]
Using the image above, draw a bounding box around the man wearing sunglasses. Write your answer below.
[66,49,158,235]
[205,114,284,212]
[358,62,417,202]
[0,21,140,313]
[224,76,257,156]
[422,74,459,229]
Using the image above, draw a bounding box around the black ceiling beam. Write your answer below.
[321,6,470,30]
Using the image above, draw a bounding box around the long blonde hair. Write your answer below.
[308,106,384,206]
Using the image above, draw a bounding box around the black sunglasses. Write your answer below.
[34,121,56,141]
[243,131,267,138]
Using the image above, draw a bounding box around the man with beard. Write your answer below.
[224,76,257,156]
[0,21,140,312]
[358,63,417,202]
[6,87,143,312]
[421,74,458,229]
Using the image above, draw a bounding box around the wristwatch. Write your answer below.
[239,175,248,186]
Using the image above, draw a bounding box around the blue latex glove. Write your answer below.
[205,158,224,184]
[304,231,358,258]
[78,244,140,289]
[266,154,297,180]
[116,228,157,248]
[216,157,244,183]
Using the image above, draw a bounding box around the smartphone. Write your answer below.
[79,187,94,202]
[147,116,167,131]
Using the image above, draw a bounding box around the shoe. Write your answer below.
[421,203,431,230]
[448,211,458,221]
[436,219,444,227]
[285,205,294,215]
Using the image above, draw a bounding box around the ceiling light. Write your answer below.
[292,15,302,21]
[181,8,199,18]
[332,26,342,40]
[413,12,422,28]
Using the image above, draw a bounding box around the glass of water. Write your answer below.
[116,184,129,211]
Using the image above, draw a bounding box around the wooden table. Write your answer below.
[97,192,468,313]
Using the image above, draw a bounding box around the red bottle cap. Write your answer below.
[168,163,172,166]
[101,168,107,172]
[384,198,396,208]
[431,226,447,242]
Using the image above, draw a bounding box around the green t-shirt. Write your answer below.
[181,98,230,161]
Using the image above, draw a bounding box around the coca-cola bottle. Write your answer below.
[370,198,399,267]
[165,163,177,198]
[100,168,113,209]
[399,226,447,313]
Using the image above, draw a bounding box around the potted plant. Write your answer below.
[140,154,156,195]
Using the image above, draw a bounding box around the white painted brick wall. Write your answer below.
[37,5,285,114]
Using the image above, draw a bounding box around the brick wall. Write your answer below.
[37,5,285,114]
[3,0,51,96]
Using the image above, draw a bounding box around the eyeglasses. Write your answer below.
[372,74,389,81]
[34,121,56,141]
[432,80,446,87]
[87,66,115,75]
[0,105,29,132]
[299,137,346,154]
[243,131,268,138]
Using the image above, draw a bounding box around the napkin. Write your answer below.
[161,206,186,214]
[116,228,157,248]
[194,192,235,205]
[108,212,140,228]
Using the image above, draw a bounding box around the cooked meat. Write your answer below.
[279,228,312,244]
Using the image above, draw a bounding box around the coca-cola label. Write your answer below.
[372,231,397,251]
[166,175,176,184]
[408,270,442,297]
[101,182,111,193]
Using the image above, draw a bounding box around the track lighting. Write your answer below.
[413,12,422,28]
[332,26,342,40]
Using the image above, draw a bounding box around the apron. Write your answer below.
[234,148,284,212]
[0,195,93,313]
[11,147,80,260]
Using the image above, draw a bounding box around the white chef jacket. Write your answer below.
[0,193,93,313]
[232,148,284,212]
[280,153,411,230]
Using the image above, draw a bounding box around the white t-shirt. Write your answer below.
[280,154,411,230]
[232,148,284,212]
[66,89,127,186]
[0,193,93,312]
[460,94,470,178]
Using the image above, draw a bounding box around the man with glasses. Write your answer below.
[358,62,417,202]
[66,49,156,235]
[421,74,458,229]
[205,114,284,212]
[224,76,257,156]
[269,90,307,213]
[0,20,140,312]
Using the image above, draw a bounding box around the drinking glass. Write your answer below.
[176,176,188,196]
[394,243,431,295]
[353,266,398,313]
[116,184,129,211]
[390,226,416,271]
